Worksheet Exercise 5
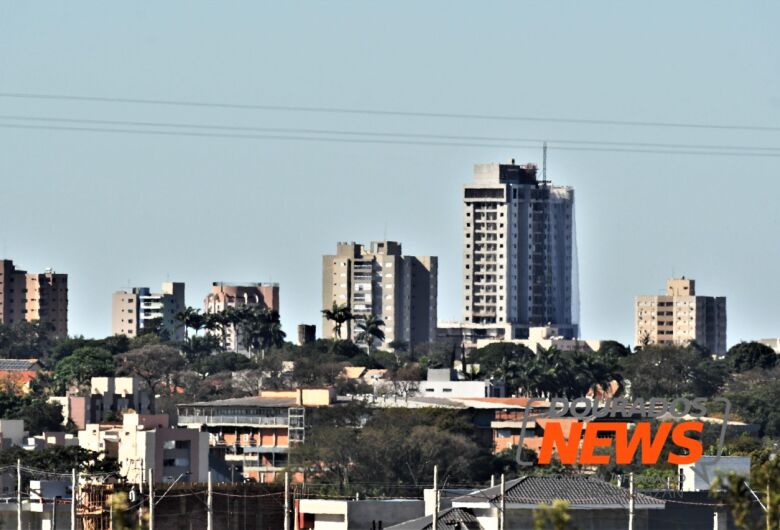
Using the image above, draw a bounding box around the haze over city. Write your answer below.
[2,2,779,346]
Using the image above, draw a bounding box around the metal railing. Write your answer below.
[177,415,289,427]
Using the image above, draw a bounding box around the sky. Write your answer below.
[0,2,779,347]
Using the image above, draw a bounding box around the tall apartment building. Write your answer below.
[460,161,577,343]
[0,260,68,336]
[322,241,437,348]
[204,282,280,352]
[635,277,727,355]
[112,282,185,340]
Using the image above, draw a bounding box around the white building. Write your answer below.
[460,161,577,346]
[112,282,185,341]
[679,456,751,492]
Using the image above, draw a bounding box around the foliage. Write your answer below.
[0,392,63,434]
[724,367,780,437]
[726,341,778,373]
[290,408,493,496]
[116,344,185,402]
[714,457,780,530]
[53,346,114,391]
[621,344,726,398]
[321,302,353,340]
[0,321,56,362]
[533,499,572,530]
[0,445,118,474]
[355,314,385,353]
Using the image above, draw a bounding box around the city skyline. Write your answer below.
[2,2,779,347]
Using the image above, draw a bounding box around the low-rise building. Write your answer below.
[375,368,504,399]
[0,359,42,394]
[47,396,89,430]
[389,475,665,530]
[23,432,78,450]
[679,456,751,492]
[474,325,604,352]
[297,499,424,530]
[0,419,26,447]
[177,388,336,483]
[89,377,152,422]
[79,413,208,484]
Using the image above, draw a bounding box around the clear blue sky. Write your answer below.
[1,2,778,347]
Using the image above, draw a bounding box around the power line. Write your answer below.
[2,121,780,158]
[1,91,780,133]
[1,113,779,153]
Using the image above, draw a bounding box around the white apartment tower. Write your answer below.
[322,241,437,348]
[462,161,577,340]
[112,282,185,341]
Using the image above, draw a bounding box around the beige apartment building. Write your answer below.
[322,241,437,348]
[0,260,67,336]
[112,282,185,340]
[460,161,577,345]
[635,277,727,355]
[204,282,280,352]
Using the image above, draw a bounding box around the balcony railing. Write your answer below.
[178,415,289,427]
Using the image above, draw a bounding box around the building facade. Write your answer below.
[0,260,68,336]
[322,241,437,348]
[461,161,577,344]
[203,282,280,352]
[635,277,727,355]
[112,282,185,340]
[177,389,335,484]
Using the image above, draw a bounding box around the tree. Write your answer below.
[321,302,353,340]
[0,445,117,474]
[355,314,385,353]
[725,366,780,437]
[175,307,204,342]
[116,344,185,405]
[0,392,64,434]
[239,307,286,359]
[621,344,727,399]
[533,500,572,530]
[53,346,114,391]
[470,342,534,393]
[727,341,778,373]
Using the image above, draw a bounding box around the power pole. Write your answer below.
[17,458,22,530]
[499,474,506,530]
[283,472,290,530]
[628,472,635,530]
[148,468,154,530]
[207,471,213,530]
[71,468,77,530]
[432,465,438,530]
[767,481,771,530]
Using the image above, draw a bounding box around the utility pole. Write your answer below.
[432,465,438,530]
[17,458,21,530]
[71,468,76,530]
[628,472,635,530]
[148,468,154,530]
[51,495,57,530]
[207,471,213,530]
[283,472,290,530]
[767,481,771,530]
[499,474,506,530]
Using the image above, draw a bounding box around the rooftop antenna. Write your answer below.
[542,142,549,185]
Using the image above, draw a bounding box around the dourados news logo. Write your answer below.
[515,397,732,468]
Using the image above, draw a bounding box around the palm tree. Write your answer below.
[355,314,385,354]
[175,307,204,342]
[239,307,286,359]
[321,302,353,340]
